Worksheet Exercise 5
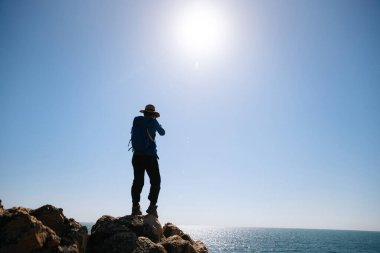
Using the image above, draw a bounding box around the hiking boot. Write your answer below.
[146,204,158,218]
[132,204,142,215]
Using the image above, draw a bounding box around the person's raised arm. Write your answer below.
[154,119,165,136]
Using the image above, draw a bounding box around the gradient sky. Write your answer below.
[1,0,379,231]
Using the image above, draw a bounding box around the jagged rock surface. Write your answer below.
[0,202,88,253]
[133,237,166,253]
[0,200,208,253]
[162,224,208,253]
[87,215,208,253]
[31,205,88,253]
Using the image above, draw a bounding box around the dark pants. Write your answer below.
[131,154,161,205]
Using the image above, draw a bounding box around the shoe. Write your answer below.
[132,204,142,215]
[146,204,158,218]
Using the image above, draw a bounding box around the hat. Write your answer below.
[140,104,160,118]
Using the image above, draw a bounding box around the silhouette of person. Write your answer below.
[130,104,165,217]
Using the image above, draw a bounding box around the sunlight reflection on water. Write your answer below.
[180,226,380,253]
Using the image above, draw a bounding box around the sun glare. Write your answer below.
[173,2,229,59]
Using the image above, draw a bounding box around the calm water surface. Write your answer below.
[181,226,380,253]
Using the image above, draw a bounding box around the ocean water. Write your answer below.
[181,226,380,253]
[82,223,380,253]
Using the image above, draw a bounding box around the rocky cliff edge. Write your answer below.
[0,200,208,253]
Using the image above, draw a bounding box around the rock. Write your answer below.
[61,217,88,253]
[30,205,66,235]
[87,215,209,253]
[30,205,88,253]
[0,204,87,253]
[87,215,137,253]
[181,234,194,244]
[133,237,166,253]
[163,223,194,243]
[116,215,163,242]
[160,224,208,253]
[141,215,163,243]
[0,202,208,253]
[87,214,163,253]
[0,207,60,253]
[160,235,196,253]
[192,241,208,253]
[163,223,184,238]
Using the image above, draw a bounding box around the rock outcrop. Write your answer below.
[0,201,88,253]
[0,200,208,253]
[87,215,208,253]
[162,223,207,253]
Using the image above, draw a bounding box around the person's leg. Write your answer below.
[146,156,161,205]
[131,155,146,206]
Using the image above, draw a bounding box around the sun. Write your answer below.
[172,2,229,59]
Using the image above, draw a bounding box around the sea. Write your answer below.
[82,223,380,253]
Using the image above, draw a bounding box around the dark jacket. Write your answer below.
[132,116,165,157]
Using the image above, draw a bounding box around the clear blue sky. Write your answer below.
[1,0,379,231]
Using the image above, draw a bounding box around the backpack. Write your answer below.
[129,116,154,153]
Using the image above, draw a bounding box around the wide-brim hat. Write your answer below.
[140,104,160,118]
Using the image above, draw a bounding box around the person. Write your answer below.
[130,104,165,217]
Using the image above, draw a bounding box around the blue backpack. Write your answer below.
[129,116,154,153]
